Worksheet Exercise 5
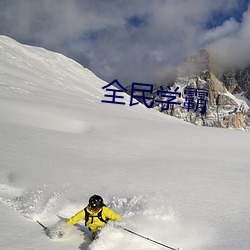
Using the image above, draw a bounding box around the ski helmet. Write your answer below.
[89,195,104,210]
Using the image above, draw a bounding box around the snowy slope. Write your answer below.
[0,36,250,250]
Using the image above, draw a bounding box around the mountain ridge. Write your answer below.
[127,48,250,130]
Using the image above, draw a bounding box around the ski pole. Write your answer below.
[122,227,180,250]
[37,220,48,231]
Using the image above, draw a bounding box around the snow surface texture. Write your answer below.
[0,36,250,250]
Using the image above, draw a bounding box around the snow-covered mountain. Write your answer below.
[0,36,250,250]
[173,49,250,129]
[217,65,250,102]
[131,49,250,130]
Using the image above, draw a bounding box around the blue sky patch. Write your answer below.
[126,15,148,28]
[206,0,249,29]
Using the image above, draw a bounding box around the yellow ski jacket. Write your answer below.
[67,206,121,233]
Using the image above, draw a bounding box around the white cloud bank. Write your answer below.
[0,0,249,84]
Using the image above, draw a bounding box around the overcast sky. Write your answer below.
[0,0,249,86]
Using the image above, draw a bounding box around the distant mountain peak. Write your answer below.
[152,48,250,130]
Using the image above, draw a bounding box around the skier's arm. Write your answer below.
[104,207,122,222]
[67,209,85,225]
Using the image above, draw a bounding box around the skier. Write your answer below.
[66,194,121,239]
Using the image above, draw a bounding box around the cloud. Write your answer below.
[209,4,250,69]
[200,18,240,45]
[0,0,249,85]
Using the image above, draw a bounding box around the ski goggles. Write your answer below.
[89,204,101,212]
